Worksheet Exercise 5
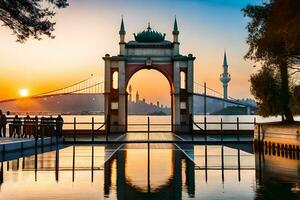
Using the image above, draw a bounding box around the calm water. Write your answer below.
[0,115,299,200]
[0,144,299,200]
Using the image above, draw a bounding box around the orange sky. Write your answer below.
[0,0,258,105]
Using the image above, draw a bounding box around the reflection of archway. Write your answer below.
[124,145,173,192]
[126,67,173,129]
[104,144,195,200]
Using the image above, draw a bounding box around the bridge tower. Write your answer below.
[103,17,194,133]
[219,51,231,104]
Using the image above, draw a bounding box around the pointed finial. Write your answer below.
[173,16,179,34]
[119,16,125,34]
[147,22,151,31]
[223,50,228,67]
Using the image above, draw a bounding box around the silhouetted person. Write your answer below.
[0,110,7,137]
[12,115,21,138]
[56,114,64,137]
[23,115,31,138]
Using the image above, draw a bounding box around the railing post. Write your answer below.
[147,117,150,141]
[56,118,59,145]
[91,117,94,182]
[221,145,224,183]
[237,117,240,142]
[204,116,207,143]
[73,117,76,143]
[221,118,223,144]
[205,145,208,182]
[92,117,94,144]
[238,148,241,182]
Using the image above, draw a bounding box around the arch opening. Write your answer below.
[112,71,119,89]
[180,71,186,89]
[126,68,172,132]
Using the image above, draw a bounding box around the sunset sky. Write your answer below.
[0,0,261,106]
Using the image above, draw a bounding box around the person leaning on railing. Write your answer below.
[11,115,21,138]
[56,114,64,137]
[0,110,7,137]
[23,114,31,138]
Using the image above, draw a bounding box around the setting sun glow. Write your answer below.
[19,89,29,97]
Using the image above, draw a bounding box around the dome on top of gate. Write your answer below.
[134,23,166,43]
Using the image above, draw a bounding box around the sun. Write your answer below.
[19,89,29,97]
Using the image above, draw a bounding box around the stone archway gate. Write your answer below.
[103,18,194,133]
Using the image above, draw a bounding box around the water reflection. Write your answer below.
[0,143,299,199]
[255,146,300,200]
[104,144,195,199]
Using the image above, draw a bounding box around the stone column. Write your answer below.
[173,60,181,132]
[187,55,194,126]
[118,60,127,132]
[103,55,111,125]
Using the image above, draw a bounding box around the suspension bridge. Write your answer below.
[0,76,256,110]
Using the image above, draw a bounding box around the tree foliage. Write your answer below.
[0,0,68,42]
[243,0,300,68]
[250,66,283,117]
[243,0,300,122]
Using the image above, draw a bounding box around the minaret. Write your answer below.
[136,91,139,102]
[128,85,132,102]
[172,17,180,56]
[219,51,231,100]
[119,16,126,55]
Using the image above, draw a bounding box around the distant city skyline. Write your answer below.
[127,84,170,108]
[0,0,261,104]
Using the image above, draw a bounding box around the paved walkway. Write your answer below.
[0,137,59,154]
[0,137,33,144]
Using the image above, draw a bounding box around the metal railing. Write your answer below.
[191,116,256,143]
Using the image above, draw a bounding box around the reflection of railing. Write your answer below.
[2,144,255,184]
